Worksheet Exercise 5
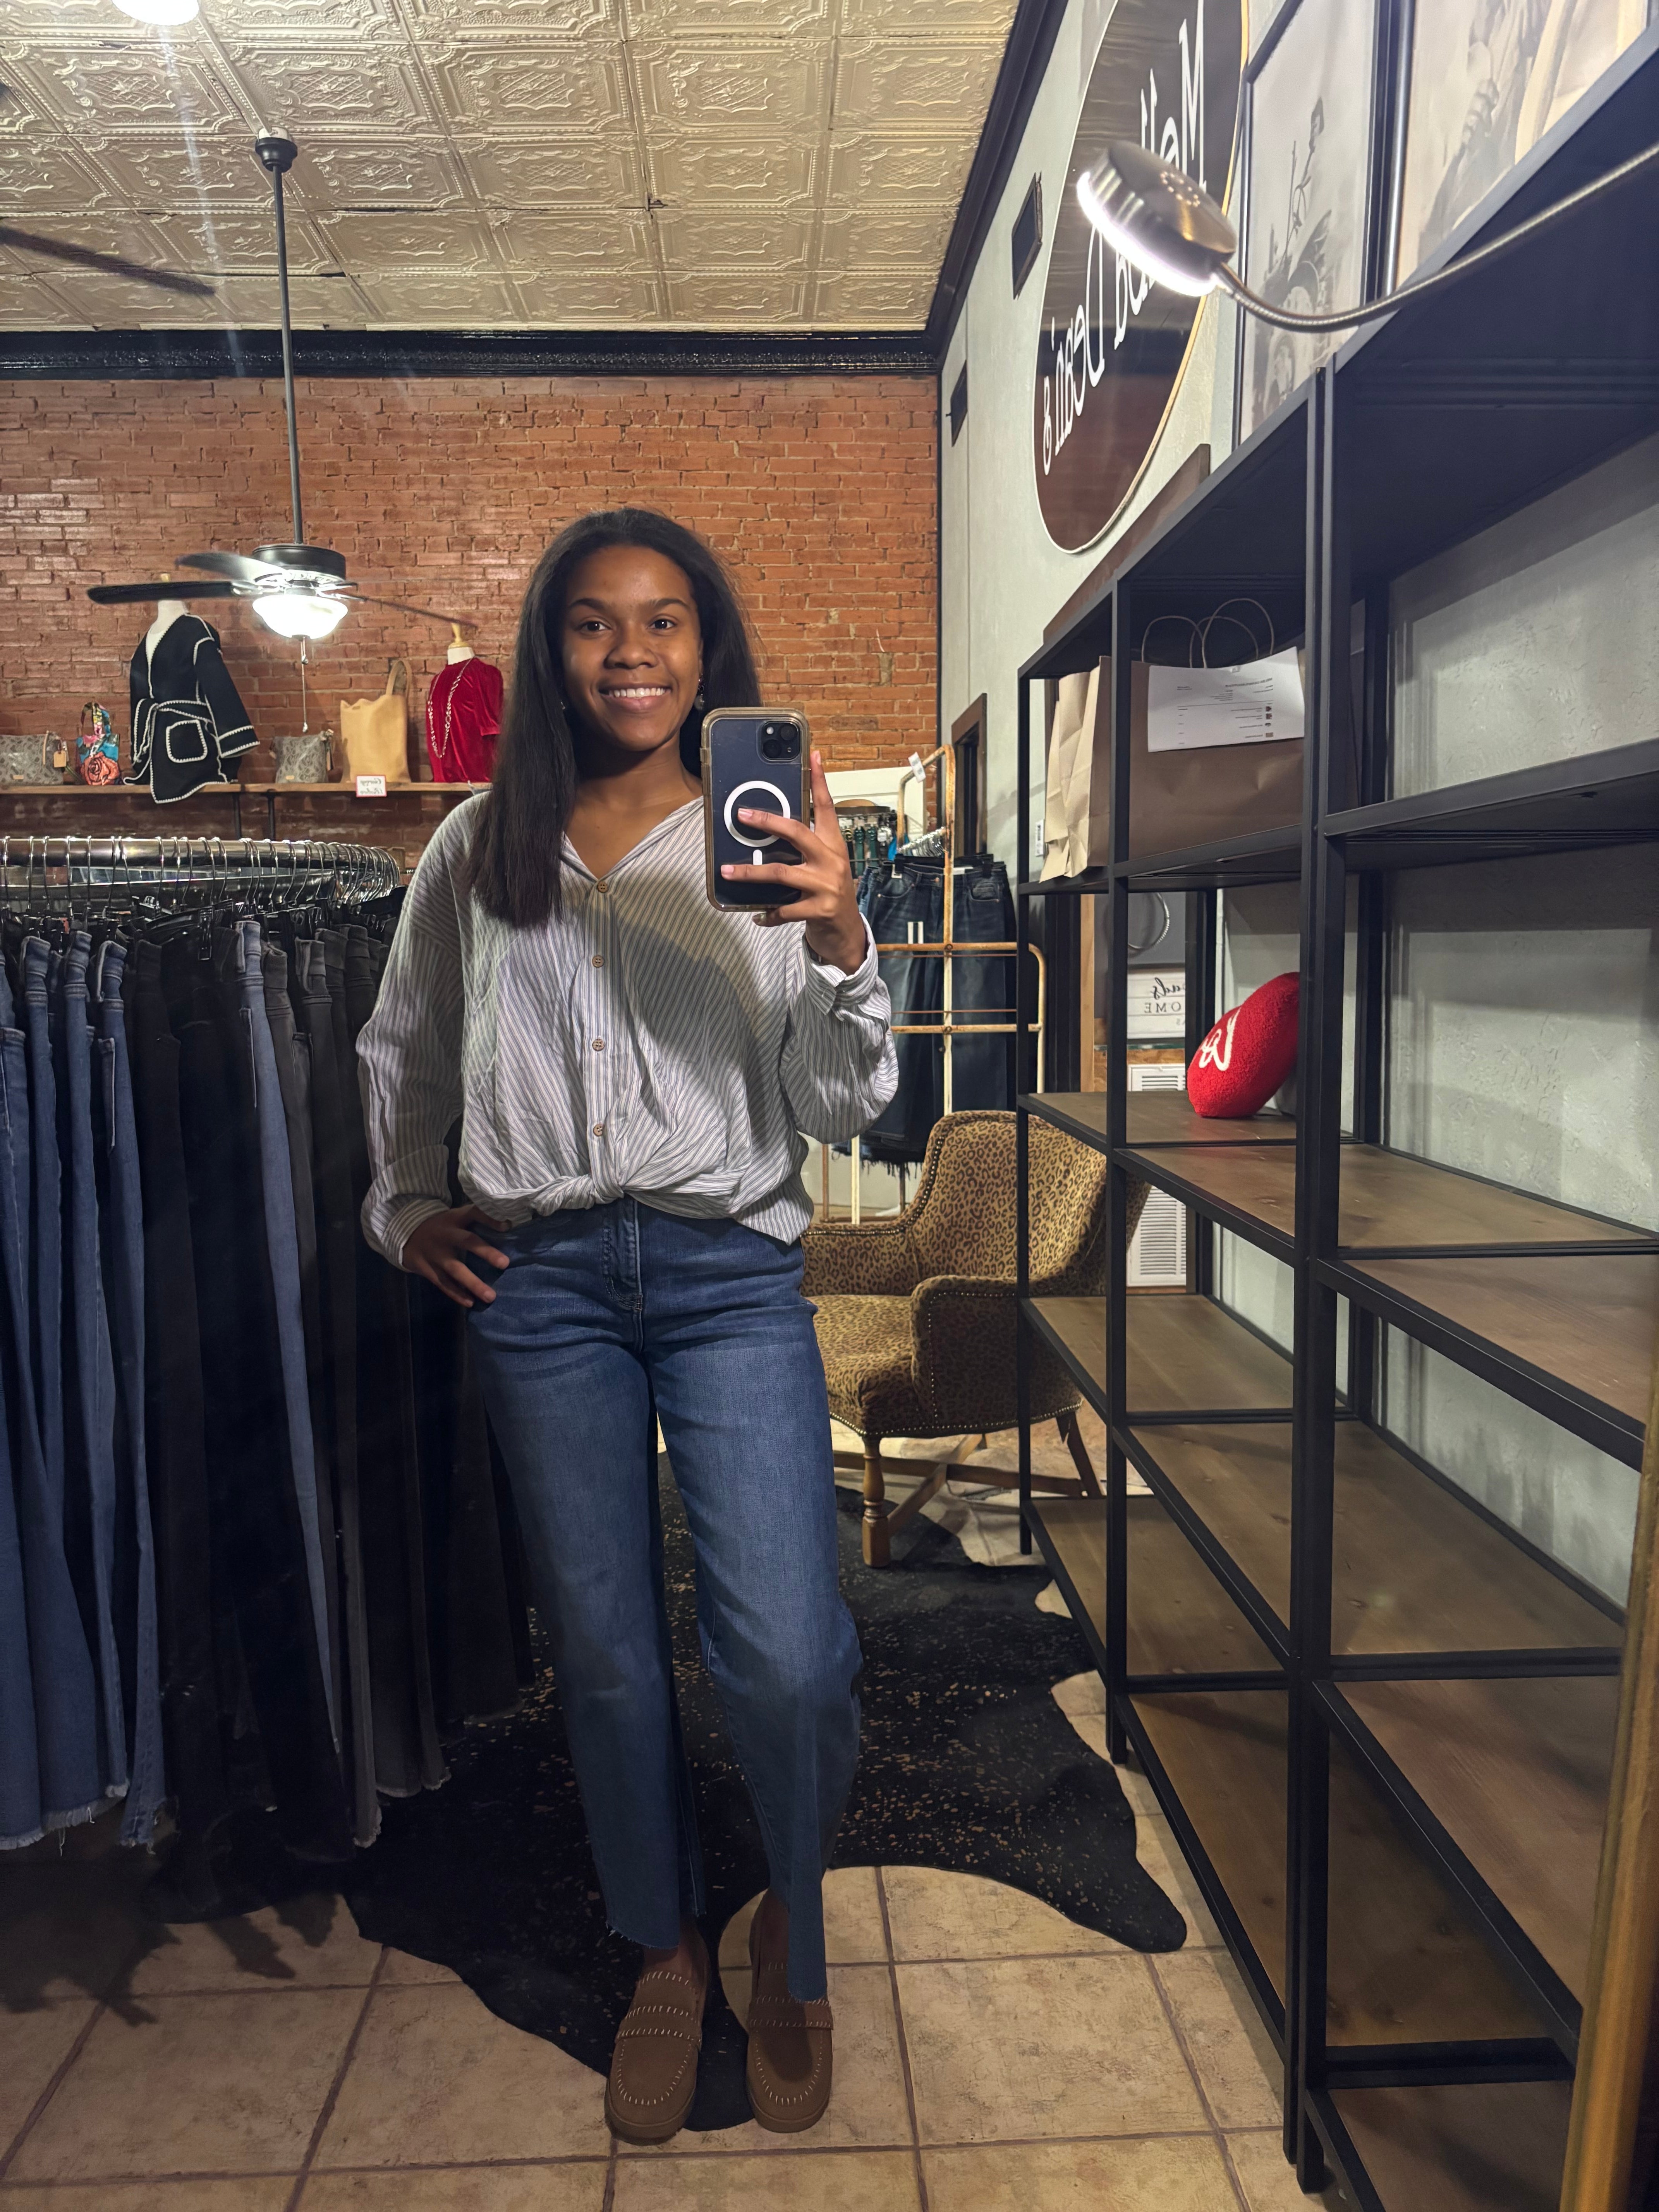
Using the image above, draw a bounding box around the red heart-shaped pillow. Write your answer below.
[1187,971,1299,1118]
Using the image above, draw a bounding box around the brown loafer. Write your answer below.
[604,1965,706,2144]
[745,1915,833,2133]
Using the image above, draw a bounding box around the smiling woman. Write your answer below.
[354,505,897,2151]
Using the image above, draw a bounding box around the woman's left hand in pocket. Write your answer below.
[721,748,867,974]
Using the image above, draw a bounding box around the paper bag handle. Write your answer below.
[1140,598,1276,669]
[382,658,409,701]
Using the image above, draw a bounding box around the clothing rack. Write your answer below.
[0,836,402,912]
[821,734,1046,1227]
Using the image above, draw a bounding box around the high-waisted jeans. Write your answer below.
[469,1199,861,2002]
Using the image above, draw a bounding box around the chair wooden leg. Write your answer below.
[862,1438,891,1568]
[1056,1408,1102,1498]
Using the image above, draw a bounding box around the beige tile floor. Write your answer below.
[0,1781,1347,2212]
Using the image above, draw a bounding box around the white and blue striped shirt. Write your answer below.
[357,794,897,1263]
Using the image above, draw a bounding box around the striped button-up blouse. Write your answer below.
[357,793,898,1263]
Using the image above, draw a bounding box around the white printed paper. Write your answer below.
[1146,649,1304,753]
[1128,969,1185,1040]
[355,773,388,797]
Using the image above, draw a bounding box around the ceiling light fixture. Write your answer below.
[1078,136,1659,332]
[112,0,201,24]
[252,589,349,640]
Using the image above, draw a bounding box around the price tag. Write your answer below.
[355,774,387,798]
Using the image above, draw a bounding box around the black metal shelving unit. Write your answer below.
[1014,34,1659,2210]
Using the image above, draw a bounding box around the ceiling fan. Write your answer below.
[87,133,467,642]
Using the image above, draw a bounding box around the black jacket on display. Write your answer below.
[128,615,258,804]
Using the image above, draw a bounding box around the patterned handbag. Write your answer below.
[77,702,120,787]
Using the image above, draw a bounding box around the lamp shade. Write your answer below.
[1076,140,1237,297]
[252,590,349,640]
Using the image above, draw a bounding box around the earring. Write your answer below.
[694,687,706,711]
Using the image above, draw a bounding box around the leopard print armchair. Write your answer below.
[805,1110,1149,1565]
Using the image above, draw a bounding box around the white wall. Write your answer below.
[939,0,1238,878]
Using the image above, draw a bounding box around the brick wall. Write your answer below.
[0,373,936,861]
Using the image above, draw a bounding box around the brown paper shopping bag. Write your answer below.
[1041,663,1109,878]
[340,658,412,782]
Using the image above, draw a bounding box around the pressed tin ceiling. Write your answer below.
[0,0,1022,334]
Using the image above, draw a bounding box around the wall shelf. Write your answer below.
[1013,38,1658,2202]
[1024,1290,1293,1426]
[1132,1420,1621,1668]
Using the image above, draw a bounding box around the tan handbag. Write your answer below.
[339,659,411,782]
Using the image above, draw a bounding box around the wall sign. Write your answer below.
[1033,0,1244,553]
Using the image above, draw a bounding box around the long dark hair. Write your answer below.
[464,508,760,928]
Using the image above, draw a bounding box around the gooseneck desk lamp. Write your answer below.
[1077,137,1659,331]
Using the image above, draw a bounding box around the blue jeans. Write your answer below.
[92,940,166,1845]
[0,975,44,1846]
[53,933,127,1803]
[7,944,102,1833]
[469,1199,861,2002]
[233,918,335,1744]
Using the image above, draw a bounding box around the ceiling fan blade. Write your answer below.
[87,580,242,605]
[345,589,478,627]
[179,550,269,584]
[0,225,214,299]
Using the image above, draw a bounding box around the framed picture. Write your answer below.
[1396,0,1650,281]
[1237,0,1383,438]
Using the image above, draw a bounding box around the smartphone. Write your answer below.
[702,708,811,910]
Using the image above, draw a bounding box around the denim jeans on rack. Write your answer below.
[0,969,44,1847]
[857,859,943,1165]
[54,931,127,1803]
[13,941,103,1829]
[263,941,342,1731]
[948,857,1017,1116]
[181,940,349,1860]
[293,936,378,1843]
[127,934,229,1850]
[92,938,165,1845]
[334,924,446,1804]
[233,918,335,1745]
[468,1198,861,2004]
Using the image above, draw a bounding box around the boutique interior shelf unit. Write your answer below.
[1013,35,1659,2210]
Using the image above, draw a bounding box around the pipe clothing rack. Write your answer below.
[0,836,402,912]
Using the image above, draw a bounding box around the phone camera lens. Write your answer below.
[761,722,800,760]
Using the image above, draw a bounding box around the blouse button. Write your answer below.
[592,1037,606,1052]
[594,879,610,895]
[591,953,605,968]
[592,1122,605,1138]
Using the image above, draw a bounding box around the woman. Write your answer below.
[357,509,896,2143]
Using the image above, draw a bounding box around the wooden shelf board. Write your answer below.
[1028,1293,1293,1417]
[1025,1090,1298,1150]
[1128,1494,1278,1677]
[1030,1490,1278,1680]
[1347,1250,1659,1430]
[1339,1676,1618,2004]
[1137,1421,1620,1657]
[1133,1693,1539,2045]
[1030,1496,1104,1653]
[1124,1139,1650,1253]
[1330,2080,1572,2212]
